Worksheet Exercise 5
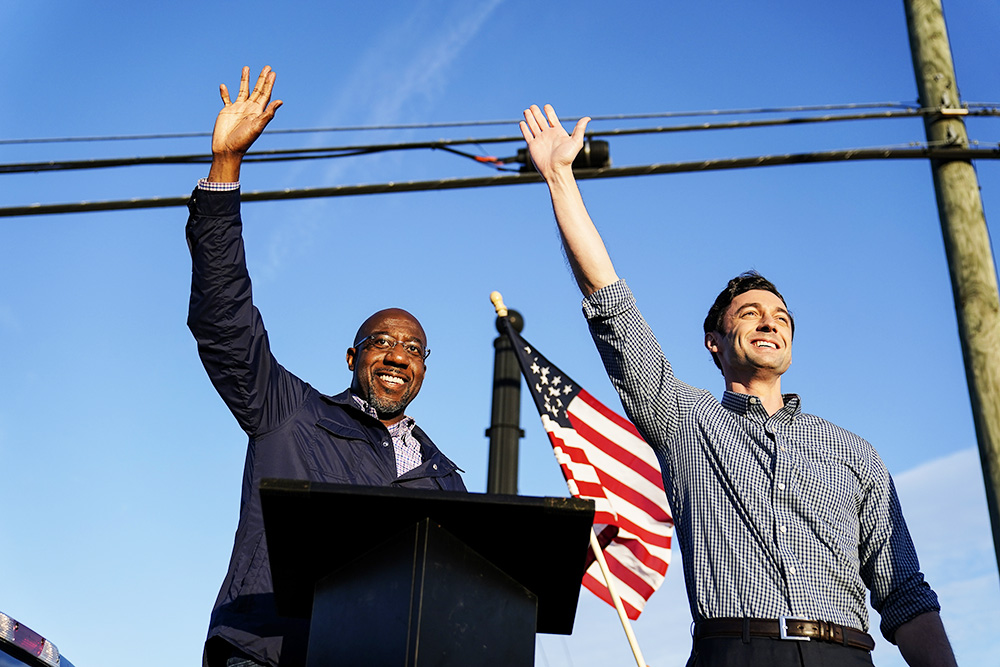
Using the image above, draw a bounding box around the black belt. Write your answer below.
[694,617,876,652]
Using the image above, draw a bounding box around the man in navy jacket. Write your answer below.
[187,66,466,667]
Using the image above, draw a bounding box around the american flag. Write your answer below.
[501,318,674,620]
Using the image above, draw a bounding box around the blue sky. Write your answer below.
[1,2,998,665]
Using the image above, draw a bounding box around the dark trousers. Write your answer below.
[686,636,876,667]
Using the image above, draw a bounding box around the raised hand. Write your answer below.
[519,103,617,294]
[208,66,283,182]
[519,104,590,181]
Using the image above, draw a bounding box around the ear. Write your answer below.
[704,332,719,355]
[346,347,357,371]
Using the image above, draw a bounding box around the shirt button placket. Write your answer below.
[772,431,800,600]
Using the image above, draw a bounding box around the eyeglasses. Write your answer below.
[353,333,430,360]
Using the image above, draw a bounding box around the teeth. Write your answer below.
[379,374,404,385]
[755,341,776,349]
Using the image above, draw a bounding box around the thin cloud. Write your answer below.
[320,0,505,129]
[258,0,505,280]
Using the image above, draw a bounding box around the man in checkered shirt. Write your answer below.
[520,104,958,666]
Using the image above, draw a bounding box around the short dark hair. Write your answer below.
[703,271,794,371]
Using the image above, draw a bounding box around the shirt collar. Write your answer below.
[721,390,801,423]
[387,416,416,439]
[350,392,415,432]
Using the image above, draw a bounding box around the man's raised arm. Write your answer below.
[520,104,618,296]
[187,66,297,437]
[207,65,283,183]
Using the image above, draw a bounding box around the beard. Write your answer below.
[360,382,413,421]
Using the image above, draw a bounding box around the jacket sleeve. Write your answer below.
[186,188,309,436]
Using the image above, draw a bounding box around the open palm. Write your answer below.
[212,66,283,157]
[519,104,590,178]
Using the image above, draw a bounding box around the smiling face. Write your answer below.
[346,308,427,425]
[704,289,793,382]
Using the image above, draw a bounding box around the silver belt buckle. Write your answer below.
[779,616,811,641]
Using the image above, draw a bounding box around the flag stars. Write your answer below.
[542,395,566,418]
[508,332,672,617]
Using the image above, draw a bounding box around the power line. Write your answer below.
[6,101,998,146]
[3,145,997,218]
[7,107,998,176]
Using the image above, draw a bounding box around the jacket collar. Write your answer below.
[319,389,462,475]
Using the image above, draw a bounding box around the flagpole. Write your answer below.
[491,291,653,667]
[589,529,648,667]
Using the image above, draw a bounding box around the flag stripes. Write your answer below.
[503,320,674,620]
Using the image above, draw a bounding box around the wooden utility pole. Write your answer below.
[904,0,1000,572]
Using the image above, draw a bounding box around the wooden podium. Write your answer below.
[260,479,595,667]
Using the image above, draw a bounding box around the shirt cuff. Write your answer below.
[197,178,240,192]
[581,278,634,320]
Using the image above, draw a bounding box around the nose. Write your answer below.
[758,313,778,332]
[382,342,411,366]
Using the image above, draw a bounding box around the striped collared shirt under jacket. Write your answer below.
[582,280,939,642]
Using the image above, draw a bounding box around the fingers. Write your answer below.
[521,105,549,138]
[521,107,538,137]
[543,104,560,128]
[571,116,591,142]
[528,104,548,131]
[250,66,274,105]
[221,65,276,110]
[262,99,284,123]
[237,66,250,102]
[518,120,532,143]
[521,104,577,140]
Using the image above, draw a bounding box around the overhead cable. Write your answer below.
[7,100,990,146]
[3,144,998,218]
[7,108,995,175]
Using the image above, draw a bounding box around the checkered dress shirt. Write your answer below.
[351,396,422,476]
[583,280,939,642]
[197,178,239,192]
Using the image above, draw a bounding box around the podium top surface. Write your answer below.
[260,479,595,635]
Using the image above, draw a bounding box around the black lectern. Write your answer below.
[260,479,595,667]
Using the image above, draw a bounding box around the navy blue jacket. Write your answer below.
[186,188,466,667]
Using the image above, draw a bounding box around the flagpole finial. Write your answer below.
[490,291,508,318]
